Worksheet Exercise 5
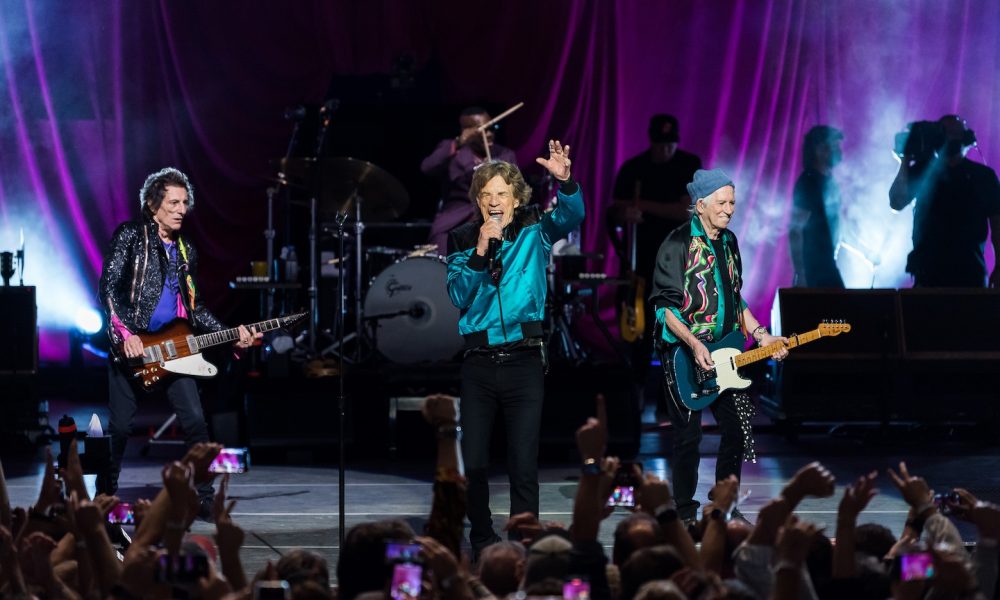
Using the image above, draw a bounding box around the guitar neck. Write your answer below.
[194,318,282,350]
[733,328,822,368]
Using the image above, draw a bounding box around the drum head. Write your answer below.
[364,256,462,363]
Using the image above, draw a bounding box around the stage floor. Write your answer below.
[5,416,998,582]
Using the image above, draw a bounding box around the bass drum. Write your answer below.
[364,255,462,363]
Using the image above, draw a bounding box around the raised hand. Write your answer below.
[422,394,458,427]
[35,447,63,515]
[708,476,740,517]
[60,433,89,501]
[774,514,822,567]
[637,471,673,515]
[162,461,198,520]
[838,471,879,521]
[415,535,462,587]
[887,462,933,511]
[782,461,836,505]
[535,139,572,182]
[180,442,222,485]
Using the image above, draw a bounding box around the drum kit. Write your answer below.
[265,155,462,366]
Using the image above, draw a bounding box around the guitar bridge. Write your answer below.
[691,365,720,399]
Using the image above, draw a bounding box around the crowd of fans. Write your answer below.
[2,394,999,599]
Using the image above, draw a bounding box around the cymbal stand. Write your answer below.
[308,195,319,354]
[353,196,364,363]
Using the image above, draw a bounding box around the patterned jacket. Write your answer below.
[98,211,224,342]
[649,216,747,345]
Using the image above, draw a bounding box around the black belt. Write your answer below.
[462,320,544,350]
[465,337,543,364]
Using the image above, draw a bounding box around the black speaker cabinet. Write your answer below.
[774,288,900,358]
[0,286,37,374]
[764,288,1000,425]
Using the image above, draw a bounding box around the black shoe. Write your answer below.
[470,534,502,564]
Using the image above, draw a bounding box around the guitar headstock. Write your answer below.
[279,312,309,328]
[818,319,852,336]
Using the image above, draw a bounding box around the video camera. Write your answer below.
[894,120,947,165]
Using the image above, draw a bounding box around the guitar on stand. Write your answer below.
[668,321,851,410]
[618,190,646,343]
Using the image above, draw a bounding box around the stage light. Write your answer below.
[74,307,104,335]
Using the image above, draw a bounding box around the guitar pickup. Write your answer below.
[163,340,178,360]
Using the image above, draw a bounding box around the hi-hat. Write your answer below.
[272,157,409,222]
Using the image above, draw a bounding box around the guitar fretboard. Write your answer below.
[193,317,288,350]
[734,328,822,368]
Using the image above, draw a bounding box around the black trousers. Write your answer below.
[106,363,214,499]
[664,386,745,521]
[460,348,545,550]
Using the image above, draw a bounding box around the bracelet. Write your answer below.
[581,457,601,476]
[437,425,462,440]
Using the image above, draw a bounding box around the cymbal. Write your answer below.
[273,157,409,221]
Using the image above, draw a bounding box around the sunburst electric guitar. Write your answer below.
[668,321,851,410]
[112,312,308,390]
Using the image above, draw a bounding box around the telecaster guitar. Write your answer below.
[669,321,851,410]
[113,312,307,390]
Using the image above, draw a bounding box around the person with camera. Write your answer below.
[890,115,1000,288]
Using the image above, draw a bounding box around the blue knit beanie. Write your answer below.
[687,169,734,203]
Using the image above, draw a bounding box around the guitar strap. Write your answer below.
[176,237,197,312]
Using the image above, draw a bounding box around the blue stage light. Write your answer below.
[74,307,104,335]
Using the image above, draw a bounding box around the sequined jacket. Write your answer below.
[98,212,224,343]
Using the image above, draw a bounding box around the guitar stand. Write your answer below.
[139,413,184,457]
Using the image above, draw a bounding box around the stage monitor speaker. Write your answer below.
[775,288,900,358]
[898,289,1000,356]
[0,287,37,374]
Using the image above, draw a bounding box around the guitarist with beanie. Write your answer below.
[97,167,260,516]
[649,168,788,525]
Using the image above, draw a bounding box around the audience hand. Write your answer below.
[838,471,879,522]
[34,447,62,516]
[575,395,607,461]
[709,475,740,515]
[782,461,836,505]
[637,470,673,516]
[422,394,459,427]
[774,514,822,568]
[180,442,223,485]
[887,462,934,513]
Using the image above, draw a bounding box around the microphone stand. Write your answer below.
[334,206,350,547]
[265,187,276,317]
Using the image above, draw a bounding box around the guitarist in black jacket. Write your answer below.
[649,168,787,525]
[97,167,259,515]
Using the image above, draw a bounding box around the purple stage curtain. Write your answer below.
[2,0,998,361]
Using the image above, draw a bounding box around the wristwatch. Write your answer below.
[581,457,601,476]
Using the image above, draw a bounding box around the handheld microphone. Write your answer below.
[486,214,502,273]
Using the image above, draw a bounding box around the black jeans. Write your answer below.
[460,348,544,550]
[106,363,214,499]
[664,386,745,521]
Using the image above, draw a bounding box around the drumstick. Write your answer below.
[476,102,525,132]
[482,129,492,162]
